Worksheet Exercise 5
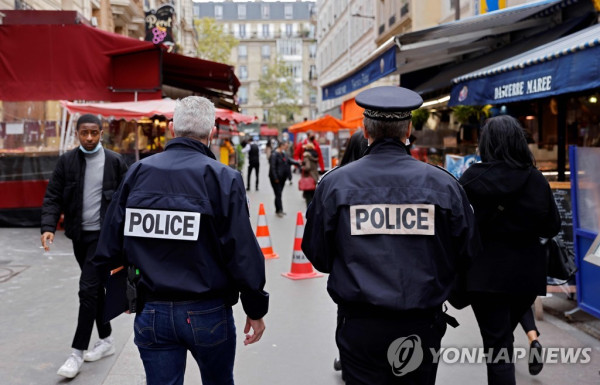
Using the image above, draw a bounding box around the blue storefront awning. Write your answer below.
[449,23,600,106]
[321,46,396,101]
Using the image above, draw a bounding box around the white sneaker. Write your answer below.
[57,353,83,378]
[84,339,115,362]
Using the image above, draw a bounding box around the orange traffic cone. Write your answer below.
[256,203,278,259]
[282,212,323,280]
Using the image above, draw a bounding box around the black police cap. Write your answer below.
[356,86,423,121]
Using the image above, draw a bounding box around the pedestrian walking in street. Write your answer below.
[294,130,325,172]
[93,96,268,385]
[299,142,319,207]
[242,137,260,191]
[40,114,128,379]
[302,86,481,384]
[269,140,299,217]
[340,128,368,166]
[458,114,561,385]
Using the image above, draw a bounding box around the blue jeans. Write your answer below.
[134,299,236,385]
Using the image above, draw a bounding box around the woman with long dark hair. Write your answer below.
[458,115,561,385]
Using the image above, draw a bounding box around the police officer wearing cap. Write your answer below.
[94,96,268,385]
[302,86,480,384]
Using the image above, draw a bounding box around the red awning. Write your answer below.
[163,52,240,96]
[60,99,256,124]
[259,126,279,136]
[0,11,240,102]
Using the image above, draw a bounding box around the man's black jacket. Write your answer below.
[40,147,128,241]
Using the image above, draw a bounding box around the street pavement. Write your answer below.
[1,153,600,384]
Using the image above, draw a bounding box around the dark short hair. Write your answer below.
[363,117,410,141]
[478,115,535,168]
[76,114,102,130]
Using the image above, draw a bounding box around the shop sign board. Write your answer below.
[145,4,175,46]
[449,44,600,106]
[322,47,396,101]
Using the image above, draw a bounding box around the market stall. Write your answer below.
[289,115,362,170]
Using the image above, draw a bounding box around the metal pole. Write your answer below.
[455,0,460,21]
[59,106,68,155]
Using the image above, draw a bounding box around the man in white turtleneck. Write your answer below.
[40,114,128,379]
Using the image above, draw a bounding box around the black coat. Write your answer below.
[269,150,296,181]
[93,138,268,320]
[40,147,128,241]
[459,162,561,295]
[302,139,480,311]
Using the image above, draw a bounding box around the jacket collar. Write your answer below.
[364,137,411,156]
[165,137,217,160]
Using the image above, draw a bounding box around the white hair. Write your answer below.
[172,96,215,139]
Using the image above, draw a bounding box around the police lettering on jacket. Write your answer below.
[124,208,200,241]
[350,204,434,235]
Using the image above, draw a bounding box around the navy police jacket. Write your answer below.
[302,138,480,312]
[94,137,269,320]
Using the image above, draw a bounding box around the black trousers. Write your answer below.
[336,310,447,385]
[247,162,259,189]
[269,178,285,214]
[470,292,537,385]
[71,231,111,350]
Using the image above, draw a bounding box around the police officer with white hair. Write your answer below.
[94,96,268,385]
[302,86,480,384]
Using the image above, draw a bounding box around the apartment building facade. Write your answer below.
[194,1,318,125]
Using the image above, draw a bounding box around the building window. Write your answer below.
[214,5,223,20]
[238,86,248,104]
[284,4,293,19]
[238,4,246,19]
[239,24,246,38]
[262,64,269,75]
[261,45,270,58]
[309,43,317,58]
[238,45,247,59]
[278,39,302,56]
[309,65,317,80]
[285,24,293,37]
[262,24,270,38]
[263,109,269,122]
[239,65,248,80]
[262,4,270,19]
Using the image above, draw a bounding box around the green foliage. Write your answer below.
[411,108,430,129]
[194,18,239,64]
[255,57,301,125]
[451,105,491,124]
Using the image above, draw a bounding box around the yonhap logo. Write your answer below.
[387,335,424,376]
